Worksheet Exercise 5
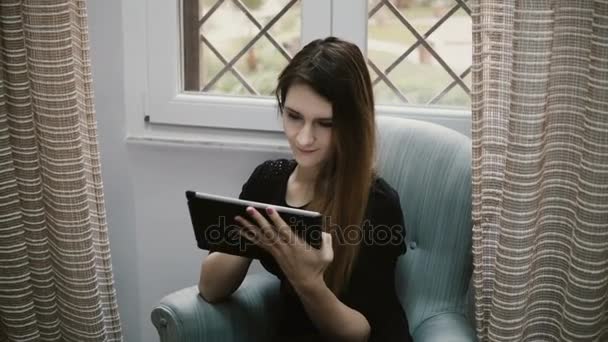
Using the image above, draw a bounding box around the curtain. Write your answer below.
[471,1,608,341]
[0,1,122,341]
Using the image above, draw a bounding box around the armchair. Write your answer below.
[152,117,476,342]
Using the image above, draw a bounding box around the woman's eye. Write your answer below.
[319,122,333,128]
[287,113,301,120]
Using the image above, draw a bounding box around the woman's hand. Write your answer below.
[235,206,333,289]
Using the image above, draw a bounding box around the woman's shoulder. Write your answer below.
[248,158,296,182]
[239,158,294,201]
[367,176,406,233]
[369,176,401,207]
[364,176,407,256]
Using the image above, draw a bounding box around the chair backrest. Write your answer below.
[375,117,473,332]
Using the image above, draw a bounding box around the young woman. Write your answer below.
[198,37,411,342]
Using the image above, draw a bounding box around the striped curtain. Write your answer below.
[471,1,608,341]
[0,1,122,341]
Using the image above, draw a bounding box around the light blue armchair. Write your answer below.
[151,117,476,341]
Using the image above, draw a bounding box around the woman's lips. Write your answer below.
[298,148,317,154]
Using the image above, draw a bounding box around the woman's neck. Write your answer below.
[292,164,319,185]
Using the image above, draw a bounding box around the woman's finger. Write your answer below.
[238,212,280,254]
[265,207,294,243]
[235,216,259,243]
[236,216,281,255]
[245,207,271,229]
[245,207,282,245]
[234,215,258,233]
[320,232,334,263]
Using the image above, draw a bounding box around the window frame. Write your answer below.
[145,0,333,132]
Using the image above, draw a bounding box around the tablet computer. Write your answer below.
[186,191,324,259]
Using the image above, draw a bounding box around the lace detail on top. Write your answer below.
[257,158,296,181]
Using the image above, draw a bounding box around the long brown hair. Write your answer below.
[275,37,376,295]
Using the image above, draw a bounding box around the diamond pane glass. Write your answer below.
[182,0,301,97]
[367,0,471,107]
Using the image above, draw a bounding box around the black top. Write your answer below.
[236,159,411,342]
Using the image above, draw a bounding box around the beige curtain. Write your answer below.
[471,1,608,341]
[0,1,122,341]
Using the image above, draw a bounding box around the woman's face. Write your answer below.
[282,83,334,170]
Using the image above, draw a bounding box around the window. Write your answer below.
[139,0,471,135]
[367,0,471,107]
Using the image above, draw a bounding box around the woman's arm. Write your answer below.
[198,252,252,303]
[198,162,269,302]
[294,279,370,342]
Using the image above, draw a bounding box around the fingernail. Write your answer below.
[266,207,274,214]
[246,207,254,213]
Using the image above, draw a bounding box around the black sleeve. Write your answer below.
[346,190,409,342]
[237,161,268,201]
[207,161,268,254]
[385,189,407,257]
[366,188,407,257]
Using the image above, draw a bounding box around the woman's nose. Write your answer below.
[296,124,315,146]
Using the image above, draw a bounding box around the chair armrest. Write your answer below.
[412,312,477,342]
[151,273,280,342]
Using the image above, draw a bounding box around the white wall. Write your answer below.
[88,1,471,341]
[87,0,140,340]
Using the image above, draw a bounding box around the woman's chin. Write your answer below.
[294,155,320,168]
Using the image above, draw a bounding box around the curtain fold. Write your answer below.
[471,1,608,341]
[0,1,122,341]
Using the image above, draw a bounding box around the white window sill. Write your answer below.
[125,105,471,152]
[126,123,290,153]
